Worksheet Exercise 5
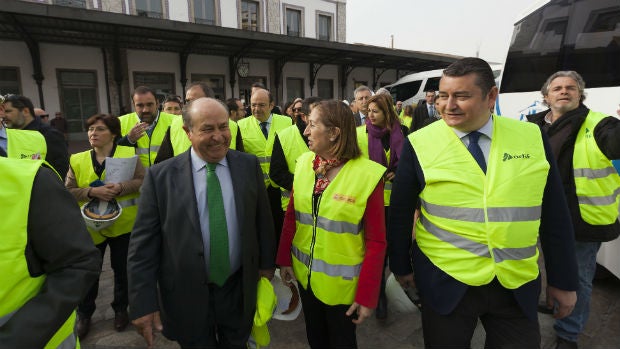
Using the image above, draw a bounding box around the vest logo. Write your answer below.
[333,193,356,204]
[503,152,531,161]
[585,127,592,138]
[21,152,42,160]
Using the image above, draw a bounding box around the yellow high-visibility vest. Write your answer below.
[274,124,309,210]
[411,116,549,289]
[119,112,175,167]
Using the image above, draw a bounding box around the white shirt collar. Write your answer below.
[190,147,228,172]
[452,114,494,140]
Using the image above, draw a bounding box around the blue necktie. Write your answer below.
[467,131,486,173]
[206,163,230,286]
[260,122,268,139]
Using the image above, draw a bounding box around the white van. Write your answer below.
[385,64,502,106]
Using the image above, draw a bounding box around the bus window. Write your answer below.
[390,80,423,103]
[425,77,441,92]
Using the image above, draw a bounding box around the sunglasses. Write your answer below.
[292,108,304,113]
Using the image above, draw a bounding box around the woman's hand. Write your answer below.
[89,183,122,202]
[346,302,373,324]
[385,171,395,181]
[280,266,297,284]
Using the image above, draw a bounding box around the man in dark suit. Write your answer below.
[353,85,372,126]
[127,97,276,348]
[389,58,578,347]
[411,90,439,132]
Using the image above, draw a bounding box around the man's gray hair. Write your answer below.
[354,85,372,98]
[541,71,587,106]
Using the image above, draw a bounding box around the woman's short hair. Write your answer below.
[313,100,361,160]
[86,114,121,138]
[367,93,400,130]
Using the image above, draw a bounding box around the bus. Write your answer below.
[385,65,503,107]
[498,0,620,278]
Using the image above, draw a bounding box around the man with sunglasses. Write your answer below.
[1,94,69,177]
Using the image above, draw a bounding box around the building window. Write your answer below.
[317,13,333,41]
[133,72,175,103]
[241,0,259,31]
[57,69,99,133]
[191,0,216,25]
[287,77,304,100]
[52,0,87,8]
[191,74,226,100]
[317,79,333,99]
[285,7,302,37]
[0,67,21,95]
[135,0,164,19]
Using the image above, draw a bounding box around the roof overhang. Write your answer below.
[0,0,459,73]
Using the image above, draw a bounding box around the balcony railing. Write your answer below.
[136,10,163,19]
[52,0,86,8]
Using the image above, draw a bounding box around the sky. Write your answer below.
[346,0,544,64]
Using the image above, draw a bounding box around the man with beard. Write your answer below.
[527,71,620,349]
[269,97,321,213]
[117,86,175,168]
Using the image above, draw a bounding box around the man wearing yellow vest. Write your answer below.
[389,57,579,348]
[269,97,320,212]
[0,157,100,348]
[117,86,175,168]
[238,88,292,241]
[527,71,620,349]
[154,82,244,164]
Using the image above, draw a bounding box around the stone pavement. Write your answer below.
[80,249,620,349]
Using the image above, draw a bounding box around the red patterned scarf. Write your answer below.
[312,155,344,195]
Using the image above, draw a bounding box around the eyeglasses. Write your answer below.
[88,126,109,132]
[292,108,303,113]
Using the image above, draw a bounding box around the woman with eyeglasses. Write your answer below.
[356,93,407,320]
[162,95,183,115]
[65,114,144,339]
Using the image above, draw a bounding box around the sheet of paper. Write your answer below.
[105,156,137,183]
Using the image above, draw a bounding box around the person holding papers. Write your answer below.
[65,113,145,339]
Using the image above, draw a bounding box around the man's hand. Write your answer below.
[128,122,149,143]
[546,285,577,319]
[132,311,163,348]
[279,266,296,284]
[346,302,373,324]
[395,273,415,289]
[259,268,275,281]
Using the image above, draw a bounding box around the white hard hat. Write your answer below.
[385,273,420,313]
[271,269,302,321]
[81,198,122,231]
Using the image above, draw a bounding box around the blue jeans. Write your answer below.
[554,241,601,342]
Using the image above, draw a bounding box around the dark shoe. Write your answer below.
[114,310,129,332]
[376,295,388,320]
[555,336,578,349]
[76,316,91,339]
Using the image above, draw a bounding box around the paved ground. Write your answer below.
[68,141,620,349]
[80,248,620,349]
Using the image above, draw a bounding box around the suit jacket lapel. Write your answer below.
[227,150,245,224]
[176,151,202,236]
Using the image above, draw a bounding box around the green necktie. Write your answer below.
[206,162,230,286]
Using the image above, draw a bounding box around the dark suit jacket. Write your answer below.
[24,117,69,179]
[412,101,438,132]
[127,149,276,343]
[353,112,363,127]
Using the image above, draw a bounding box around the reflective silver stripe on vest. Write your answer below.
[421,199,541,222]
[492,245,537,263]
[421,216,491,258]
[385,182,392,191]
[263,173,270,181]
[258,156,272,164]
[292,245,361,279]
[295,211,362,235]
[136,146,160,155]
[57,332,77,349]
[118,197,138,208]
[0,310,17,327]
[578,186,620,206]
[574,167,617,179]
[281,190,291,198]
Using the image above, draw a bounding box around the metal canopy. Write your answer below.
[0,0,459,73]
